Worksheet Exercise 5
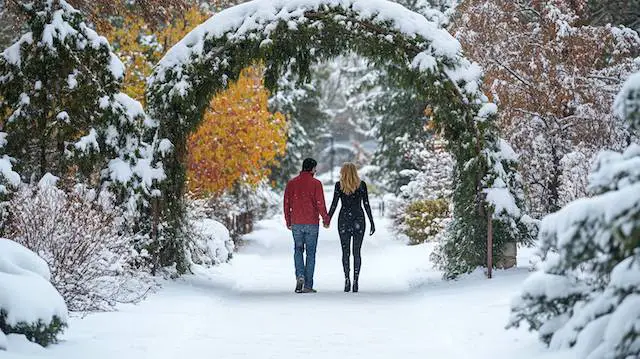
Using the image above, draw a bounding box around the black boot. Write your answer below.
[352,276,359,293]
[344,277,351,292]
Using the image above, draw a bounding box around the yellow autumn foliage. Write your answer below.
[186,66,287,196]
[105,7,210,102]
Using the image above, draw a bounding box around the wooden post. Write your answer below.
[487,208,493,279]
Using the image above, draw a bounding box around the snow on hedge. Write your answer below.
[0,239,68,331]
[155,0,458,73]
[149,0,482,101]
[482,138,527,223]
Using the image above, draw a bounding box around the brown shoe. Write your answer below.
[301,287,317,293]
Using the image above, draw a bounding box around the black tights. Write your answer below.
[340,231,364,279]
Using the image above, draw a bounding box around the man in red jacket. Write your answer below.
[283,158,330,293]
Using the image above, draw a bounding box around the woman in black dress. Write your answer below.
[328,162,375,292]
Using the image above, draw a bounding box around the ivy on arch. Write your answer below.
[146,0,535,278]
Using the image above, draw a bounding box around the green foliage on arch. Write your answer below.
[146,0,535,278]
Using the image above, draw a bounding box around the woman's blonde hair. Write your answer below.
[339,162,361,195]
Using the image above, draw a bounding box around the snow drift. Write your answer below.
[0,239,68,347]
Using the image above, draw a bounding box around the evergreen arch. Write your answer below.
[146,0,534,277]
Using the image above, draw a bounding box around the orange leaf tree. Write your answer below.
[186,66,287,196]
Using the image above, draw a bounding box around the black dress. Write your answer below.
[328,181,375,279]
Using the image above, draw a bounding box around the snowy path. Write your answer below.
[7,209,574,359]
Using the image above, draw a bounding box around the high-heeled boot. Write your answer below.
[344,277,351,292]
[352,276,359,293]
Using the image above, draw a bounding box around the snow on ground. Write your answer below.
[195,215,441,294]
[5,190,574,359]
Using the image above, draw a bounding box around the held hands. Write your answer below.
[323,216,331,229]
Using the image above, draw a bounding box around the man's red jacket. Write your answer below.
[283,171,329,227]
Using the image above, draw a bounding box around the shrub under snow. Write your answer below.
[7,177,153,312]
[186,218,234,268]
[0,239,68,347]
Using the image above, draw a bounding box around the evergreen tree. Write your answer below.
[0,0,165,246]
[315,55,375,139]
[588,0,640,32]
[355,0,460,193]
[390,137,454,243]
[369,80,432,193]
[432,104,536,278]
[269,72,329,187]
[508,72,640,358]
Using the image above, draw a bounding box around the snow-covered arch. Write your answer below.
[146,0,533,276]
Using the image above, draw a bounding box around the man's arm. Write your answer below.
[315,181,330,226]
[283,182,292,229]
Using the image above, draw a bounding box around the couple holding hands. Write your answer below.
[283,158,375,294]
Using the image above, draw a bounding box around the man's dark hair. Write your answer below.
[302,158,317,172]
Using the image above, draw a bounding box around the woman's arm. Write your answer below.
[328,182,340,219]
[362,182,375,235]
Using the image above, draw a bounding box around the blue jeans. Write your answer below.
[292,224,319,289]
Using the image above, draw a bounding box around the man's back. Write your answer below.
[284,171,329,227]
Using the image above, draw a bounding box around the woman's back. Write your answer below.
[329,181,374,224]
[336,182,364,213]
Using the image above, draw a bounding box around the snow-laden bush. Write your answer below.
[508,72,640,358]
[186,218,234,268]
[7,177,153,312]
[185,191,235,268]
[188,181,279,242]
[0,239,68,347]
